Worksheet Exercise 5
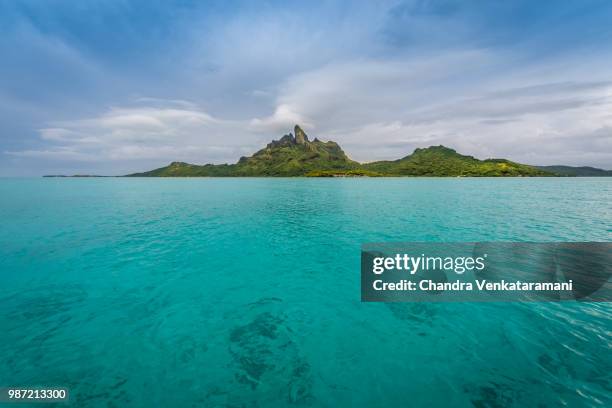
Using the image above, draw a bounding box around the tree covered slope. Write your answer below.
[536,165,612,177]
[363,145,550,177]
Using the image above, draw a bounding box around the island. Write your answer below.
[127,125,553,177]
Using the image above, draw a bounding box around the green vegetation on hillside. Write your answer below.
[232,126,360,176]
[126,126,554,177]
[536,165,612,177]
[305,169,383,177]
[129,162,237,177]
[363,146,550,177]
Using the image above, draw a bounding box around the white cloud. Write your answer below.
[8,147,97,162]
[248,104,313,133]
[6,101,264,168]
[247,51,612,168]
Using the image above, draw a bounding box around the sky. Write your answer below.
[1,0,612,176]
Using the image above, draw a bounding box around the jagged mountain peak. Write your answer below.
[294,125,309,144]
[266,124,314,148]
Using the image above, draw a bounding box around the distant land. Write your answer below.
[44,125,611,177]
[534,165,612,177]
[43,175,107,178]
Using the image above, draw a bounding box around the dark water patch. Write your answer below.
[386,303,439,324]
[469,383,516,408]
[247,297,284,308]
[223,300,314,406]
[71,377,132,407]
[3,284,87,322]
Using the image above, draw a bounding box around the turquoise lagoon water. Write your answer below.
[0,177,610,407]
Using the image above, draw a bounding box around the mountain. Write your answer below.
[535,165,612,177]
[232,125,359,176]
[126,126,552,177]
[363,145,550,177]
[128,125,359,177]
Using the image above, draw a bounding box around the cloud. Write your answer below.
[8,147,97,162]
[41,106,218,146]
[247,52,612,168]
[6,101,263,170]
[248,104,313,133]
